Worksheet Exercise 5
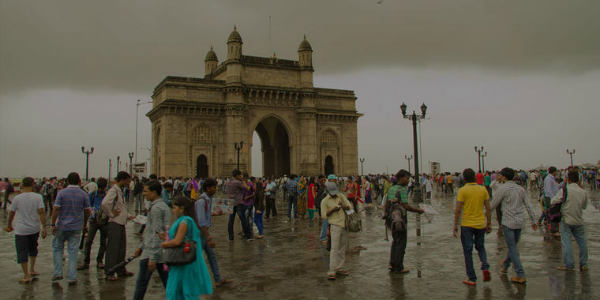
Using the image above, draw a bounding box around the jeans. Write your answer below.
[265,196,277,217]
[320,219,329,241]
[245,205,254,228]
[560,222,588,269]
[53,230,81,281]
[202,235,222,282]
[460,226,489,281]
[228,204,252,240]
[133,258,168,300]
[502,225,525,277]
[288,195,297,219]
[83,217,107,265]
[390,229,407,271]
[254,211,264,235]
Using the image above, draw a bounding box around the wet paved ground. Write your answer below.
[1,189,599,300]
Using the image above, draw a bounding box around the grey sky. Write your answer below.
[1,0,599,178]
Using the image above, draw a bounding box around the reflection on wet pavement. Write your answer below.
[1,191,598,299]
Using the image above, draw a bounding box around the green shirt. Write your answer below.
[387,184,408,204]
[484,175,491,187]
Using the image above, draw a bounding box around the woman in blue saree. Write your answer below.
[161,196,213,300]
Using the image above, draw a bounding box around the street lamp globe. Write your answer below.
[420,103,427,117]
[400,102,407,117]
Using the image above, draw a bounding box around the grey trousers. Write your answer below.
[105,222,126,275]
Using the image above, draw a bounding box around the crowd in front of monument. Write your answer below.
[1,164,597,299]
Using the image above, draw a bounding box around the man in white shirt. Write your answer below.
[552,170,589,272]
[4,177,47,283]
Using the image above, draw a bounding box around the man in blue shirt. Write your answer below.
[286,175,300,219]
[79,177,108,270]
[196,178,232,287]
[51,172,90,284]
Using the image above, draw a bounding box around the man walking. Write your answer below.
[286,175,299,220]
[264,178,278,219]
[491,168,538,284]
[51,172,90,284]
[552,170,589,272]
[102,171,134,280]
[196,178,233,287]
[453,168,492,286]
[133,180,170,300]
[79,177,108,270]
[5,177,47,283]
[226,169,252,241]
[321,179,353,280]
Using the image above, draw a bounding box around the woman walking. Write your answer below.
[307,177,317,221]
[297,177,307,219]
[161,196,213,300]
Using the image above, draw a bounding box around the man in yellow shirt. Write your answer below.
[453,168,492,286]
[321,179,352,280]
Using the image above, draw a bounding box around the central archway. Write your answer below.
[252,116,291,177]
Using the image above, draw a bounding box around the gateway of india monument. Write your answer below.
[147,27,361,178]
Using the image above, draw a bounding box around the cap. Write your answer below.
[327,174,337,180]
[325,181,340,196]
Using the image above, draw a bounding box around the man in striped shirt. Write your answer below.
[491,167,538,284]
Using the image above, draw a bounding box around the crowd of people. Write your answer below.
[1,164,597,298]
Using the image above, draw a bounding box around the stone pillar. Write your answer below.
[297,110,318,176]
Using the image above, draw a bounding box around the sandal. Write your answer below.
[557,266,575,271]
[19,277,32,284]
[327,274,336,280]
[336,270,350,276]
[462,279,476,286]
[106,275,118,281]
[510,276,527,284]
[215,279,232,287]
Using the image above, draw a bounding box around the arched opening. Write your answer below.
[252,116,290,178]
[196,154,208,178]
[325,155,334,175]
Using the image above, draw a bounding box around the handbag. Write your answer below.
[96,191,117,226]
[163,237,197,266]
[548,186,567,223]
[345,209,362,232]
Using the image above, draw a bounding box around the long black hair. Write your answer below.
[172,196,197,219]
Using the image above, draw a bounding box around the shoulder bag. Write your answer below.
[163,219,197,266]
[345,208,362,232]
[96,190,117,226]
[548,186,567,223]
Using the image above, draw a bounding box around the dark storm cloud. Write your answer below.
[1,0,599,95]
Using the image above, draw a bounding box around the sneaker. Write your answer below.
[51,275,63,282]
[483,270,491,281]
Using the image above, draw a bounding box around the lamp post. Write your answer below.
[81,146,94,182]
[474,146,484,173]
[404,154,413,173]
[128,152,134,176]
[108,159,112,181]
[234,141,244,171]
[566,149,575,167]
[136,99,153,165]
[400,102,427,247]
[117,156,120,173]
[481,151,487,173]
[359,158,365,176]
